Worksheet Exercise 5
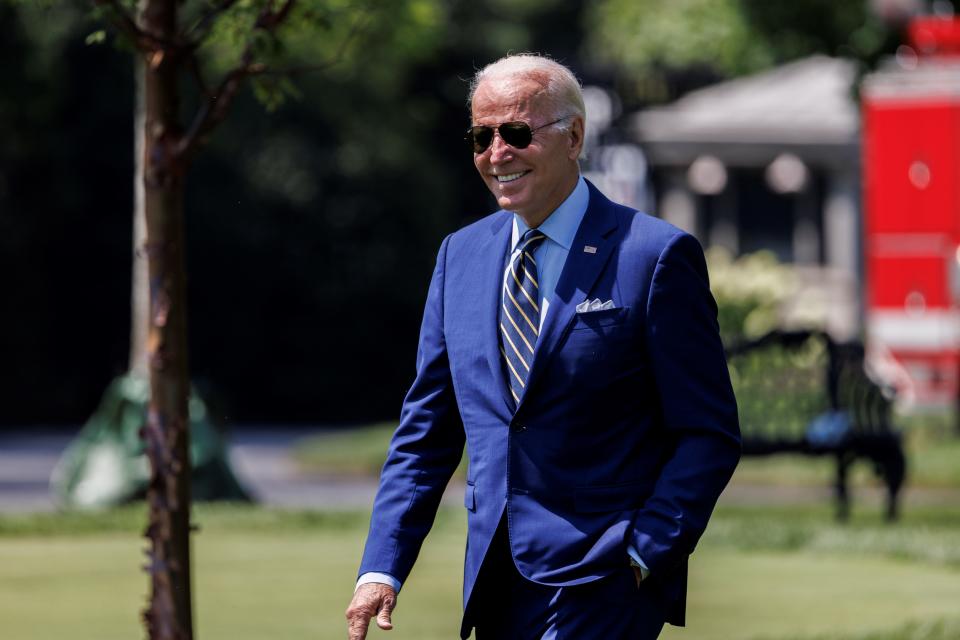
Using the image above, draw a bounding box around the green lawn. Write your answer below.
[292,421,429,478]
[2,505,959,640]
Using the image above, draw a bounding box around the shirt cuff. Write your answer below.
[627,545,650,582]
[356,572,402,593]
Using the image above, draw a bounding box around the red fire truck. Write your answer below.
[863,17,960,406]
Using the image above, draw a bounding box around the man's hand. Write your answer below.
[346,582,397,639]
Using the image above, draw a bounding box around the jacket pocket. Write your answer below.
[570,306,629,331]
[573,479,652,513]
[464,482,476,512]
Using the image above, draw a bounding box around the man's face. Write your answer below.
[470,77,583,226]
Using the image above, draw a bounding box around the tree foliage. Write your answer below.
[584,0,913,105]
[0,0,594,427]
[587,0,767,78]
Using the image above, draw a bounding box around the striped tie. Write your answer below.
[500,229,547,406]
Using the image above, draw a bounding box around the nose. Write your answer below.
[487,132,513,164]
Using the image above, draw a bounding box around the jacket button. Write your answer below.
[512,422,527,433]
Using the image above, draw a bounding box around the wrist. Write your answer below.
[356,571,401,592]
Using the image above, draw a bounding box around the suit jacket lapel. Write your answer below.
[517,182,620,410]
[479,212,515,411]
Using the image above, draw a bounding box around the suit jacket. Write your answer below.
[358,180,740,630]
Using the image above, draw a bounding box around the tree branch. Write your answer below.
[178,0,371,161]
[185,51,211,98]
[256,0,296,30]
[246,7,370,77]
[176,1,372,160]
[183,0,240,46]
[176,66,247,161]
[91,0,166,51]
[176,0,299,159]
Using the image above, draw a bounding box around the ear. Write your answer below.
[567,116,585,160]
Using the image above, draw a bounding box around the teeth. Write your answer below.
[496,172,526,183]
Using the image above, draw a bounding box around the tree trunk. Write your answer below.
[139,1,194,638]
[131,46,149,378]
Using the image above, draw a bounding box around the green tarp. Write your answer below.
[51,374,252,508]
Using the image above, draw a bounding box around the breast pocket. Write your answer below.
[559,307,638,387]
[570,306,629,333]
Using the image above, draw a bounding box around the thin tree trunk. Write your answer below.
[139,1,194,638]
[131,45,149,378]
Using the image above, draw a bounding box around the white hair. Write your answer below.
[468,53,586,129]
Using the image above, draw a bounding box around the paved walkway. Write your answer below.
[0,429,69,512]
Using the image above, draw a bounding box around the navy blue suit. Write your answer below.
[358,181,740,637]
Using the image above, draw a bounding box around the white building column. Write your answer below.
[793,185,821,265]
[659,169,699,239]
[823,170,862,338]
[824,171,860,279]
[709,180,739,255]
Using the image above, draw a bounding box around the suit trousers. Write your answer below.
[466,519,667,640]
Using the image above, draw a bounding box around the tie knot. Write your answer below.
[519,229,547,252]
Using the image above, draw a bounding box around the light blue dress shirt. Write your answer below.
[506,175,590,326]
[356,176,647,593]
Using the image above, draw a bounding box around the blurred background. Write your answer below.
[2,0,960,639]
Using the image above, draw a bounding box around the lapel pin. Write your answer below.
[583,245,597,254]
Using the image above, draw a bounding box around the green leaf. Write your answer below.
[84,30,106,46]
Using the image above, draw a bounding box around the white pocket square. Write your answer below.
[576,298,616,313]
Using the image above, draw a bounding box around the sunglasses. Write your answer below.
[465,116,572,154]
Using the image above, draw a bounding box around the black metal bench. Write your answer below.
[725,329,907,521]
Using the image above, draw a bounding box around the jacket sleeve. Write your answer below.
[630,231,741,576]
[357,234,465,584]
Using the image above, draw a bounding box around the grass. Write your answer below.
[702,504,960,570]
[0,503,370,538]
[1,504,959,640]
[730,415,960,489]
[291,421,404,477]
[291,421,468,479]
[671,551,960,640]
[0,506,465,640]
[6,412,959,639]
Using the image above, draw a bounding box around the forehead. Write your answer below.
[471,76,553,124]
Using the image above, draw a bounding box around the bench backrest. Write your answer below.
[725,330,894,441]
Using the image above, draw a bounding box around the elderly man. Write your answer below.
[346,54,740,639]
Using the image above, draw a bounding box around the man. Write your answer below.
[346,54,740,639]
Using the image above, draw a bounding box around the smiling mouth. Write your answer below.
[495,171,529,183]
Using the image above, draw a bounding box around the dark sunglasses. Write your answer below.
[465,116,572,154]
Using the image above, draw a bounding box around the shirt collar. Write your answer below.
[512,175,589,251]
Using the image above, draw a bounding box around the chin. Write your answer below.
[495,189,530,213]
[498,195,527,213]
